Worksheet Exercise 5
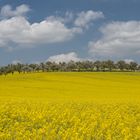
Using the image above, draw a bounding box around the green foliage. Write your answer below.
[0,60,139,75]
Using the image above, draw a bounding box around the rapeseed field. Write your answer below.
[0,72,140,139]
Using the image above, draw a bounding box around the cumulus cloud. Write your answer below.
[74,10,104,28]
[0,5,82,49]
[47,52,81,63]
[12,60,22,64]
[89,21,140,59]
[124,59,134,64]
[0,5,104,50]
[47,11,74,24]
[0,4,30,18]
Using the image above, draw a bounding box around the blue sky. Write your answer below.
[0,0,140,65]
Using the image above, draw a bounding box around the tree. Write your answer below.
[100,61,107,71]
[116,61,126,71]
[22,65,33,73]
[59,62,67,71]
[129,62,138,71]
[106,60,114,72]
[94,61,101,71]
[15,63,23,74]
[0,60,140,75]
[82,61,94,71]
[67,61,77,71]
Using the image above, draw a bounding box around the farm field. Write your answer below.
[0,72,140,139]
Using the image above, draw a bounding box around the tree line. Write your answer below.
[0,60,140,75]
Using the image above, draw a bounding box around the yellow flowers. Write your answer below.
[0,72,140,139]
[0,102,140,140]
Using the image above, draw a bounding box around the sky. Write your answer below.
[0,0,140,65]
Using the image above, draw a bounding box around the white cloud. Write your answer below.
[12,60,22,64]
[47,11,74,24]
[0,4,30,18]
[0,5,104,50]
[74,10,104,28]
[47,52,81,63]
[89,21,140,59]
[0,5,82,49]
[124,59,134,64]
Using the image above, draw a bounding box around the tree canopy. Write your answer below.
[0,60,140,75]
